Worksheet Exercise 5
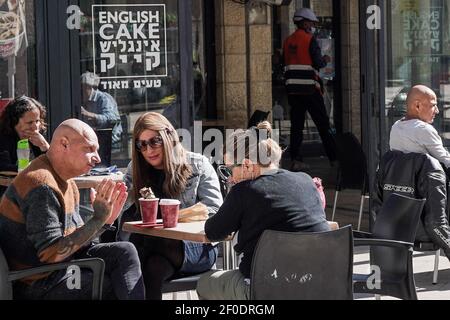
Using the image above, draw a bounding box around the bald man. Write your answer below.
[390,85,450,168]
[0,119,145,300]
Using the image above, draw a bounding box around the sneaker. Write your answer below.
[290,160,310,172]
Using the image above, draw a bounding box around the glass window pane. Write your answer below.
[0,0,37,106]
[79,0,180,166]
[385,0,450,148]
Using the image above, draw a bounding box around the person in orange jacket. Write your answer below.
[283,8,337,171]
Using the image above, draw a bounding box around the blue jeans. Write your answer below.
[14,242,145,300]
[180,241,217,274]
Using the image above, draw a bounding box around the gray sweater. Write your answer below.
[390,119,450,168]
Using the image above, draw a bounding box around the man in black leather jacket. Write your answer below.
[373,150,450,260]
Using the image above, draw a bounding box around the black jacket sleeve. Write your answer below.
[0,135,18,172]
[204,185,244,242]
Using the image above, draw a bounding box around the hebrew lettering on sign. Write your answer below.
[92,4,168,89]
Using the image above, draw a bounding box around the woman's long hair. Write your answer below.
[132,112,192,206]
[0,96,47,135]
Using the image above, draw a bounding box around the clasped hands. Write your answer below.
[90,179,128,225]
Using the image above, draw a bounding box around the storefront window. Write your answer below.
[385,0,450,148]
[78,0,180,165]
[192,0,206,121]
[0,0,37,109]
[272,0,336,148]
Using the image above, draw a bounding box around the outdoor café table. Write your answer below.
[123,220,237,270]
[73,172,124,189]
[0,171,124,190]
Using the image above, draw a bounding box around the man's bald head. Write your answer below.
[52,119,97,145]
[47,119,100,179]
[405,85,439,124]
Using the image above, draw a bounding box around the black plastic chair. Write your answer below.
[353,193,426,300]
[162,269,217,300]
[95,128,113,168]
[216,165,232,198]
[250,226,354,300]
[375,151,450,285]
[0,246,105,300]
[248,110,270,128]
[332,133,369,231]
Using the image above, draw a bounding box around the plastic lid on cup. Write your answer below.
[139,197,159,201]
[160,199,181,205]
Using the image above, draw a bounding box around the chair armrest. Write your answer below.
[8,258,105,300]
[354,238,414,249]
[353,231,372,239]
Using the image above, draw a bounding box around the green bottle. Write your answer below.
[17,139,30,172]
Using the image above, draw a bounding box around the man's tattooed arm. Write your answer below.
[38,202,110,263]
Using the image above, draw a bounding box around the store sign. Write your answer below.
[403,8,442,54]
[92,4,167,90]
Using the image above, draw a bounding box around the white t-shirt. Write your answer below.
[390,119,450,168]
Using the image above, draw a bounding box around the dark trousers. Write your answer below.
[14,242,145,300]
[288,92,337,162]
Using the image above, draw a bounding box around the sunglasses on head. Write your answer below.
[135,136,164,151]
[217,164,241,180]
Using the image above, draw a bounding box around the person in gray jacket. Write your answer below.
[118,112,223,300]
[81,72,123,147]
[390,85,450,168]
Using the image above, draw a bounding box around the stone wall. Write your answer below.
[215,0,272,129]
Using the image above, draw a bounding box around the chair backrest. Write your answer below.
[371,193,425,277]
[335,133,368,191]
[248,110,270,128]
[0,246,13,299]
[95,128,113,168]
[216,165,231,198]
[375,151,447,245]
[250,226,353,300]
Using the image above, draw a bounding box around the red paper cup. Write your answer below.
[160,199,181,228]
[139,198,159,224]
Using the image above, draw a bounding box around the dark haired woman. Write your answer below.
[0,96,49,171]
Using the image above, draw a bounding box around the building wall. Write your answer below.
[215,0,272,129]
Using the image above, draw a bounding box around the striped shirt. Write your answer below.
[0,155,83,282]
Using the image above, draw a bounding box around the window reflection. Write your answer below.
[385,0,450,147]
[79,0,180,165]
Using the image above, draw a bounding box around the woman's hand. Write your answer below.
[28,132,50,152]
[178,202,209,222]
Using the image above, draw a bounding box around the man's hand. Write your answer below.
[28,132,50,152]
[93,180,128,225]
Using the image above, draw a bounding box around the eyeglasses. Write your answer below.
[217,164,241,180]
[135,136,164,152]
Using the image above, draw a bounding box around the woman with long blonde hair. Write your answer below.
[120,112,223,300]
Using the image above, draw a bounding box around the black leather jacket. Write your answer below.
[373,151,450,253]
